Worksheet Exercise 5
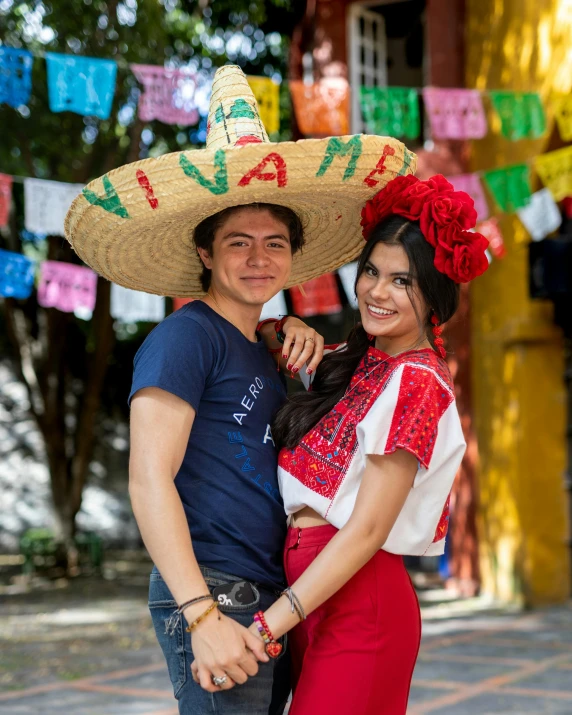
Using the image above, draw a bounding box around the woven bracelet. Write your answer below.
[185,601,219,632]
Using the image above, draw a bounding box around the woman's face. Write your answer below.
[356,241,429,355]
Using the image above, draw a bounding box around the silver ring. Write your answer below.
[211,674,228,687]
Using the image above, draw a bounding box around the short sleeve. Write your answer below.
[129,315,217,411]
[357,363,455,469]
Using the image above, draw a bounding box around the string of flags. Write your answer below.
[3,46,572,145]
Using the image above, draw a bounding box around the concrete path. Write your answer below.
[1,571,571,714]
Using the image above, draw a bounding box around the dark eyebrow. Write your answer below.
[365,261,411,278]
[222,231,289,241]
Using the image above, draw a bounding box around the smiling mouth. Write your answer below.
[242,276,275,281]
[367,304,397,317]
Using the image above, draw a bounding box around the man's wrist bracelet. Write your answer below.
[185,601,220,632]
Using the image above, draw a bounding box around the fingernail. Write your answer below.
[306,368,313,375]
[282,354,288,360]
[292,367,299,374]
[287,364,293,370]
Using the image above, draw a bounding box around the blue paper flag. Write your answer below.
[0,47,33,108]
[46,53,117,119]
[0,249,35,299]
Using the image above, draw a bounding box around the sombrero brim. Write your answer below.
[64,135,416,297]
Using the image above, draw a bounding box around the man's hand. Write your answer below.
[189,610,269,692]
[281,317,324,377]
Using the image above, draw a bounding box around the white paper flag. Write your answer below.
[24,178,84,236]
[111,284,165,323]
[337,262,359,309]
[259,291,287,321]
[517,188,561,241]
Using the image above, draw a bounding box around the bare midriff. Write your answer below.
[291,505,330,528]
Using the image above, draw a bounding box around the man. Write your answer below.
[64,64,416,714]
[130,201,319,714]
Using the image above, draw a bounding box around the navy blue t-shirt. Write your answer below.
[129,301,288,591]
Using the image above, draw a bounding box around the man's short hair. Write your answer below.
[193,203,305,292]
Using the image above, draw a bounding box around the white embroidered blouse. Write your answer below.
[278,346,466,556]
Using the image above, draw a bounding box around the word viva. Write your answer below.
[81,136,414,219]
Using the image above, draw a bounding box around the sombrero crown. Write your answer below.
[65,65,417,296]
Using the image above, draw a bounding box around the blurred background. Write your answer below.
[1,0,571,713]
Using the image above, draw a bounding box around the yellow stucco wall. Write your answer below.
[466,0,571,604]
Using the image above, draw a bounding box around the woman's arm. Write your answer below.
[257,316,324,378]
[251,449,418,639]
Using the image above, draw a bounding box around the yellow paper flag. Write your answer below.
[247,76,280,135]
[535,146,572,201]
[553,94,572,142]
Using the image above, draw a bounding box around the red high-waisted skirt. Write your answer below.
[284,524,421,715]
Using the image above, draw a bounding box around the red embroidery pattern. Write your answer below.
[238,152,287,187]
[279,348,454,507]
[136,169,159,209]
[363,144,395,188]
[385,364,454,468]
[433,493,451,542]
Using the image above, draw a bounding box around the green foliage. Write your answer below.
[0,0,294,187]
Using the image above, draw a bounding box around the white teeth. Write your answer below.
[368,305,396,316]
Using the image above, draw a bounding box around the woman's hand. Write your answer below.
[281,317,325,377]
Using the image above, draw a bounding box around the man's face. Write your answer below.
[198,207,293,306]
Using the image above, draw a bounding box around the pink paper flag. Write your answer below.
[477,218,506,259]
[131,64,199,125]
[447,173,489,221]
[423,88,487,140]
[38,261,97,313]
[0,174,12,227]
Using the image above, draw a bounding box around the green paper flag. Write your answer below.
[359,86,420,140]
[483,164,531,212]
[490,91,546,140]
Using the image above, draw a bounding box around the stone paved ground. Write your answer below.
[1,560,571,714]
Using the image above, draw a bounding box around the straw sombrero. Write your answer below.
[64,65,417,297]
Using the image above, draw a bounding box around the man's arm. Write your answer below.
[129,387,268,692]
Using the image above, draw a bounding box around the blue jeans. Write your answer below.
[149,565,290,715]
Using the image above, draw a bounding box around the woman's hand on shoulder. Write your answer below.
[281,317,324,377]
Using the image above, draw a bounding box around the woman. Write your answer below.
[246,174,489,714]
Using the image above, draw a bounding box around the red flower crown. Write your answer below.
[360,174,490,284]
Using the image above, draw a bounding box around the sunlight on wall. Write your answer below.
[466,0,570,605]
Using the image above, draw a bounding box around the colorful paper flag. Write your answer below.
[477,218,506,259]
[111,284,165,322]
[359,86,420,140]
[131,64,199,126]
[46,53,117,119]
[422,88,487,140]
[553,94,572,142]
[24,178,84,236]
[173,297,194,311]
[290,274,342,317]
[289,79,349,137]
[489,91,546,140]
[534,146,572,201]
[447,173,489,221]
[38,261,97,313]
[337,262,359,309]
[247,76,280,135]
[516,188,561,241]
[0,250,35,299]
[259,291,287,321]
[0,47,33,108]
[482,164,531,212]
[0,174,13,227]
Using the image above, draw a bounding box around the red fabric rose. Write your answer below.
[361,175,417,238]
[434,230,489,283]
[392,181,438,220]
[424,175,456,195]
[420,194,477,246]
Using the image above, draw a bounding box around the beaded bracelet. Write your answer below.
[185,601,220,633]
[253,611,282,658]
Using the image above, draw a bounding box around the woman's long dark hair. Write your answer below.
[272,215,461,451]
